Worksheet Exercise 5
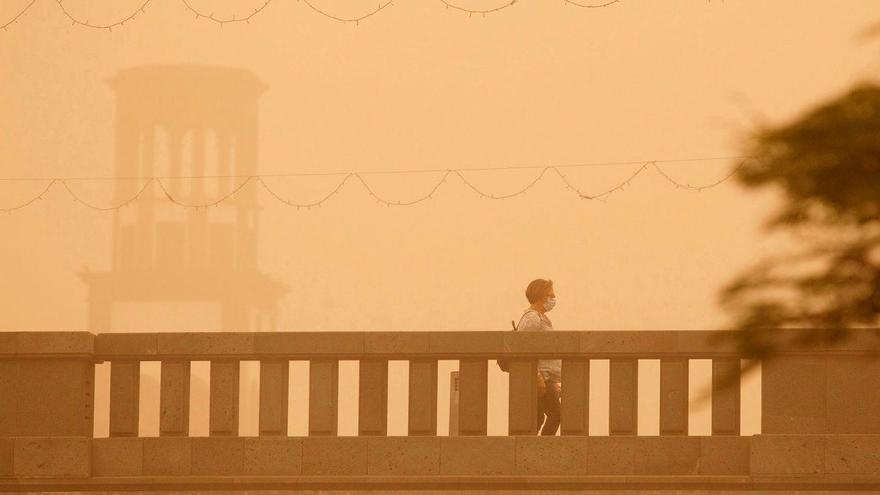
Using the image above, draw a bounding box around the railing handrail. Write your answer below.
[2,329,879,362]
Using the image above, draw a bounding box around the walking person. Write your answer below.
[515,278,561,436]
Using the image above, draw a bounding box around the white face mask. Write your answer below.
[543,297,556,312]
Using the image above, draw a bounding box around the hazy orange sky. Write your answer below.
[2,0,879,437]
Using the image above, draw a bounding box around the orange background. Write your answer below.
[2,0,878,437]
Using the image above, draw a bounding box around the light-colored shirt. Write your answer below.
[515,308,562,379]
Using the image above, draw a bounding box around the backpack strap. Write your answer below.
[514,309,540,331]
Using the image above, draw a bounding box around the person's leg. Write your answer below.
[540,379,561,436]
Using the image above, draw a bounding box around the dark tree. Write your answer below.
[717,83,880,363]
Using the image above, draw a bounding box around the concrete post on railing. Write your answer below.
[109,361,140,437]
[408,359,437,436]
[458,359,488,436]
[0,332,95,478]
[761,329,880,434]
[210,360,239,436]
[160,361,191,436]
[507,360,538,435]
[609,359,638,435]
[560,358,589,436]
[358,359,388,436]
[308,360,338,436]
[711,358,740,435]
[258,360,288,436]
[659,358,688,435]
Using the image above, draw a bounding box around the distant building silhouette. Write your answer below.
[79,65,286,436]
[80,65,285,333]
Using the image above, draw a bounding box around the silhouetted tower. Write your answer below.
[80,65,285,333]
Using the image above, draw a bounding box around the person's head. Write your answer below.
[525,278,556,313]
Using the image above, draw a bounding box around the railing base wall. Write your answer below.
[4,478,880,493]
[2,435,880,492]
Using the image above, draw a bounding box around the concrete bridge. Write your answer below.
[1,329,879,493]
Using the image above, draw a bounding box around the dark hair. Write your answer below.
[525,279,553,304]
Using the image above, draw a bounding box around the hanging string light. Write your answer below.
[1,0,624,31]
[0,156,751,213]
[55,0,153,31]
[0,0,36,30]
[155,176,253,208]
[439,0,517,17]
[182,0,272,25]
[563,0,621,8]
[301,0,394,25]
[60,178,154,211]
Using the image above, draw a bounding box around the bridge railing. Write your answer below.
[1,329,879,491]
[87,330,750,438]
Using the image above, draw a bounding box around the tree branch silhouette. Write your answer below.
[717,84,880,362]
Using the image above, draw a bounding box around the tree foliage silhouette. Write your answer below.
[717,83,880,361]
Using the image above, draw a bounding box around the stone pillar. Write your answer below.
[560,359,589,436]
[508,359,538,435]
[660,358,688,435]
[408,359,437,436]
[0,359,15,437]
[763,349,880,434]
[259,360,288,436]
[609,358,637,435]
[712,358,740,435]
[763,355,824,433]
[825,355,880,433]
[458,359,487,436]
[210,360,239,436]
[309,360,338,436]
[160,361,190,436]
[358,360,388,436]
[109,360,140,437]
[0,333,96,438]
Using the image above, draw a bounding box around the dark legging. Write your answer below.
[537,375,561,435]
